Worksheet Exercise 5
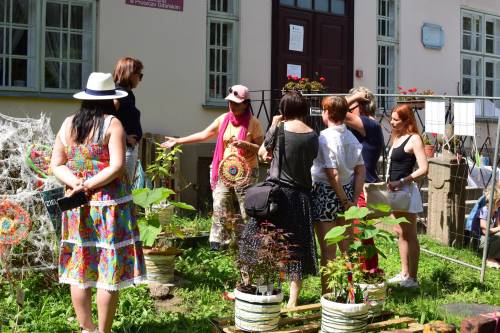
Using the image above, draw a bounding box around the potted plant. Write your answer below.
[321,204,408,330]
[282,75,326,93]
[146,144,184,225]
[234,222,292,332]
[396,86,434,109]
[132,187,195,284]
[422,133,436,158]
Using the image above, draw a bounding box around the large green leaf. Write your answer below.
[340,206,370,221]
[138,217,162,247]
[132,187,175,209]
[375,246,387,259]
[360,226,379,240]
[367,203,391,213]
[377,215,409,225]
[324,226,347,245]
[376,229,395,242]
[170,200,196,211]
[364,244,377,259]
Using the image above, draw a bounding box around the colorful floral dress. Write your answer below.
[58,116,146,290]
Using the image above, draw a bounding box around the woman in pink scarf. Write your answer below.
[162,85,264,250]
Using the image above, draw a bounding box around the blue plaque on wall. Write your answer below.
[421,23,444,49]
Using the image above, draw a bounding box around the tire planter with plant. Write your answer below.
[320,294,369,333]
[356,281,386,317]
[143,248,175,284]
[234,287,283,332]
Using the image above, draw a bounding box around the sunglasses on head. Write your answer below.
[228,87,239,97]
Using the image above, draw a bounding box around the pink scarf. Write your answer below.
[211,108,251,189]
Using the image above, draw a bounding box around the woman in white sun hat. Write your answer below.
[161,85,264,251]
[51,72,146,333]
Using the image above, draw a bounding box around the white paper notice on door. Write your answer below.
[453,101,476,137]
[289,24,304,52]
[424,100,446,135]
[286,64,301,78]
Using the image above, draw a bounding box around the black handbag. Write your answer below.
[244,124,285,219]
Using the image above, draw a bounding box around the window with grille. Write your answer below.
[279,0,346,15]
[461,9,500,117]
[0,0,95,95]
[206,0,239,106]
[376,0,398,112]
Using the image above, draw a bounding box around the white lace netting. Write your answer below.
[0,113,60,273]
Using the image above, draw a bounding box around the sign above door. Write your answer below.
[125,0,183,12]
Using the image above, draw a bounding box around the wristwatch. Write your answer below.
[399,178,405,186]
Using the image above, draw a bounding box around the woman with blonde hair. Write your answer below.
[386,104,428,288]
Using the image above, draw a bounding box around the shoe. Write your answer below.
[387,273,406,284]
[486,260,500,269]
[399,277,419,288]
[210,242,221,251]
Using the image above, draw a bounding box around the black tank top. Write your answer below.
[389,135,416,181]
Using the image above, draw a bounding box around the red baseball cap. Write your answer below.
[225,84,249,103]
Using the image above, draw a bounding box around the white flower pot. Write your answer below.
[357,282,386,317]
[320,294,369,333]
[234,288,283,332]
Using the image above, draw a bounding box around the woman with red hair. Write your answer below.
[386,104,428,288]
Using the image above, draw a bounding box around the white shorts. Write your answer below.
[397,182,423,214]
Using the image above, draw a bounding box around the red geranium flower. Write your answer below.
[287,74,292,80]
[319,76,326,82]
[292,75,299,81]
[408,87,418,93]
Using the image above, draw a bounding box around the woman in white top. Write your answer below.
[311,96,365,294]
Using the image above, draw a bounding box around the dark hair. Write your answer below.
[113,57,143,89]
[71,99,116,144]
[279,91,308,119]
[322,96,348,122]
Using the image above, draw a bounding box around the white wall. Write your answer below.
[354,0,500,95]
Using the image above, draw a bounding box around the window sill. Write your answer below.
[0,90,76,100]
[203,100,227,110]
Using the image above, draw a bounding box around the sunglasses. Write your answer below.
[228,87,239,97]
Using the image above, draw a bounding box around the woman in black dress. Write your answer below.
[239,92,319,307]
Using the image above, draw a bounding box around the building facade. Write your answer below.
[0,0,498,206]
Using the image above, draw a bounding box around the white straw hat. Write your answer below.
[73,72,128,100]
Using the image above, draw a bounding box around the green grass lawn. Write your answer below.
[0,236,498,332]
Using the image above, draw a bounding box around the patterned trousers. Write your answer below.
[210,168,258,244]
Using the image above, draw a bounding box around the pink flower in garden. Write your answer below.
[408,87,418,93]
[431,133,437,137]
[319,76,326,82]
[287,75,292,80]
[292,75,299,81]
[401,91,407,95]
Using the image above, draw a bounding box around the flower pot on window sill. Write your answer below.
[424,144,435,158]
[397,99,425,109]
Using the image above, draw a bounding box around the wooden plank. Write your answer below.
[223,321,320,333]
[280,303,321,314]
[279,313,321,326]
[407,322,425,332]
[366,317,416,331]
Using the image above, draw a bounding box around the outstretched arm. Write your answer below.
[161,118,219,148]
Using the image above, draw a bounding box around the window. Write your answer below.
[280,0,346,15]
[461,9,500,117]
[0,0,95,95]
[206,0,239,106]
[377,0,398,111]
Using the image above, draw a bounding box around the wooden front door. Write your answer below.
[272,0,354,93]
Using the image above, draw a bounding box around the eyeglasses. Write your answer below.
[228,87,239,97]
[136,73,143,81]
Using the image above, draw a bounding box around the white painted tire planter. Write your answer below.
[320,294,369,333]
[357,282,386,317]
[234,288,283,332]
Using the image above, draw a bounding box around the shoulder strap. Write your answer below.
[386,146,393,182]
[93,115,115,144]
[277,124,285,179]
